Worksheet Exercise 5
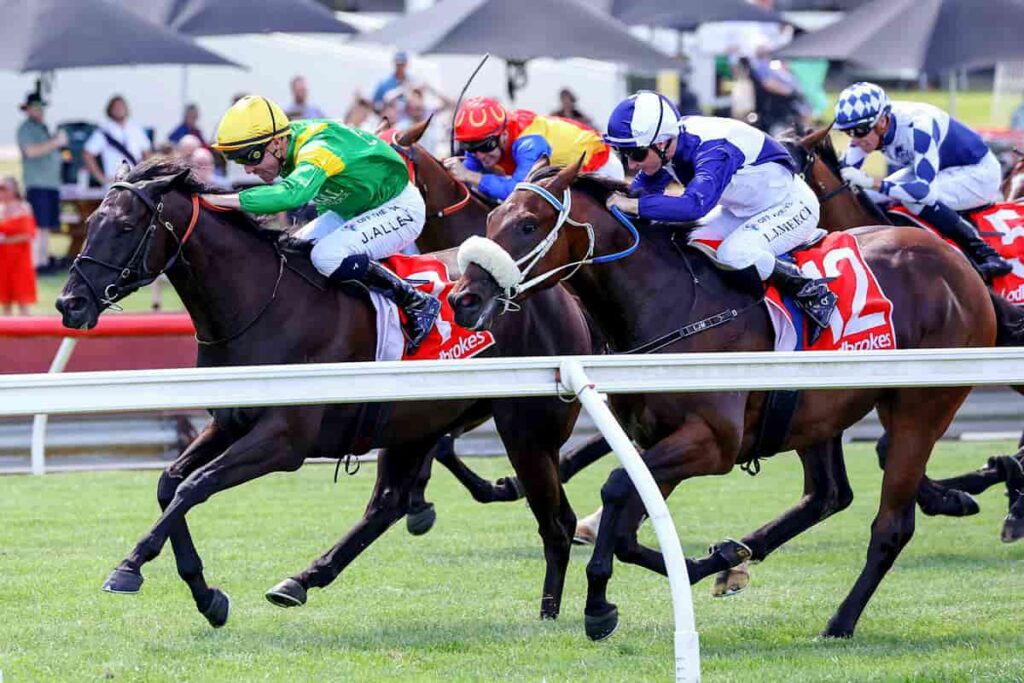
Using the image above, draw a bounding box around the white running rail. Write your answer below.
[7,346,1024,683]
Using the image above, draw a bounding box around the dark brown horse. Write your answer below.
[1001,150,1024,202]
[449,159,1009,639]
[785,127,1024,542]
[55,156,593,628]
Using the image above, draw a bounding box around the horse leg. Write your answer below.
[824,389,965,638]
[878,432,980,517]
[103,411,313,600]
[559,435,611,483]
[688,435,854,596]
[405,440,438,536]
[156,421,235,627]
[584,418,732,641]
[432,432,524,503]
[1000,454,1024,542]
[495,401,576,620]
[268,439,435,607]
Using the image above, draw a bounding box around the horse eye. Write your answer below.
[521,220,538,234]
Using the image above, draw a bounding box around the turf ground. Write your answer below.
[1,441,1022,682]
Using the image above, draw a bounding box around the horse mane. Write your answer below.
[126,156,293,244]
[526,165,631,204]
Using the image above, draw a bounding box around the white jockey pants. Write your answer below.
[888,151,1002,212]
[691,165,821,279]
[296,183,426,275]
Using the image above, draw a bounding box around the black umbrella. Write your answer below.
[121,0,358,36]
[358,0,678,71]
[776,0,1024,73]
[0,0,238,72]
[610,0,787,30]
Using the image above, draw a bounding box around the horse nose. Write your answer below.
[55,294,85,317]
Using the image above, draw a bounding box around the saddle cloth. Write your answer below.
[889,202,1024,304]
[371,253,497,362]
[692,231,898,352]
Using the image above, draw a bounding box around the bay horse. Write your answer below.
[449,158,1011,639]
[1001,149,1024,202]
[55,156,593,628]
[785,127,1024,543]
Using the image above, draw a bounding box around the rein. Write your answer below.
[73,181,286,347]
[797,148,851,204]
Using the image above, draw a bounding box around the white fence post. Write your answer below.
[559,359,700,683]
[30,337,78,475]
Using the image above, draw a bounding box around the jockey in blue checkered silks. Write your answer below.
[603,90,837,343]
[835,81,1011,279]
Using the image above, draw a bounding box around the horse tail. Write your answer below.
[989,291,1024,347]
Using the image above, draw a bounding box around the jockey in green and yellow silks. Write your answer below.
[203,95,439,353]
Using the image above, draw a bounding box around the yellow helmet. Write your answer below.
[212,96,291,164]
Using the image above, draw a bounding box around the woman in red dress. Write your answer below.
[0,177,38,315]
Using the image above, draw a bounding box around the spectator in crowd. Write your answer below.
[378,90,404,131]
[190,147,230,189]
[285,76,325,120]
[0,177,38,315]
[1012,94,1024,131]
[167,103,205,145]
[550,88,594,128]
[677,80,702,117]
[15,91,65,272]
[83,95,153,185]
[343,91,381,132]
[373,51,411,110]
[397,86,454,156]
[175,134,203,161]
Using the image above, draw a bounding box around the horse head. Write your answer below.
[782,125,886,230]
[450,157,601,330]
[56,159,197,329]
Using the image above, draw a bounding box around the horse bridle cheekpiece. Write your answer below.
[458,181,639,306]
[72,178,191,311]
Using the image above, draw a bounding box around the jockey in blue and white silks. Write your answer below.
[603,90,837,343]
[835,81,1011,279]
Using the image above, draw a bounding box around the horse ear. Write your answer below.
[799,124,833,151]
[113,162,131,182]
[546,154,584,195]
[397,114,433,147]
[373,117,391,137]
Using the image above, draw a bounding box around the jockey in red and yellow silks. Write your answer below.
[443,97,624,202]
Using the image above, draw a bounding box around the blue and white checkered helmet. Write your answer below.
[834,82,890,131]
[604,91,681,148]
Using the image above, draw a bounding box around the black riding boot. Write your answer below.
[328,257,441,354]
[918,202,1012,279]
[772,259,837,346]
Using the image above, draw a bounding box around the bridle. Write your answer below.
[796,146,851,205]
[71,180,199,312]
[497,181,639,299]
[71,178,285,346]
[390,141,472,219]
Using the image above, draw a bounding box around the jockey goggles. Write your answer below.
[222,142,270,165]
[615,146,652,164]
[842,121,876,139]
[459,136,501,155]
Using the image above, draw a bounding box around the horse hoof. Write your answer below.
[496,476,525,501]
[572,524,597,546]
[1001,515,1024,543]
[821,618,855,639]
[265,578,307,608]
[584,606,619,641]
[102,567,143,594]
[202,588,230,628]
[406,503,436,536]
[919,490,980,517]
[540,596,560,620]
[711,564,750,597]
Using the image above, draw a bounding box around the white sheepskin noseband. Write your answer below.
[457,235,522,290]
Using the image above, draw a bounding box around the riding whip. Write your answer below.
[449,53,491,158]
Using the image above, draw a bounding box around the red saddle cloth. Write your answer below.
[765,232,898,351]
[889,202,1024,303]
[382,253,496,361]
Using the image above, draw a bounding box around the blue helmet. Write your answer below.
[604,91,681,148]
[834,82,890,131]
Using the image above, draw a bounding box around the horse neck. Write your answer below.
[413,146,490,252]
[162,194,292,343]
[563,200,726,352]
